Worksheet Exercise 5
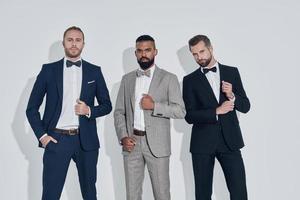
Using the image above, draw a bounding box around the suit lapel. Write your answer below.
[197,68,219,104]
[55,59,64,100]
[148,66,163,97]
[129,72,137,112]
[80,60,88,100]
[218,63,227,104]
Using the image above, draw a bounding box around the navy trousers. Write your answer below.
[42,130,99,200]
[192,131,248,200]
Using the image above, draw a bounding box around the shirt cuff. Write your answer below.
[85,106,91,118]
[229,93,236,102]
[39,133,48,141]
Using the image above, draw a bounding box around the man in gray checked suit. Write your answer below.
[114,35,186,200]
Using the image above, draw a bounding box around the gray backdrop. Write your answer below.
[1,0,299,199]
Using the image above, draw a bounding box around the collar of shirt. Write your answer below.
[200,62,219,74]
[138,64,156,79]
[64,57,82,68]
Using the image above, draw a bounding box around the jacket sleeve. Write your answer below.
[113,76,129,141]
[89,67,112,119]
[152,74,186,119]
[233,68,250,113]
[26,65,47,139]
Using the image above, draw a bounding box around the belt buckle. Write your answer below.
[68,128,76,136]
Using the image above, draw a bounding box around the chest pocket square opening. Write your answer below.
[88,80,95,84]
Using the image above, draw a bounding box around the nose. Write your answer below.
[141,51,147,57]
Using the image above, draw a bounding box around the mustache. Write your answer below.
[139,57,150,62]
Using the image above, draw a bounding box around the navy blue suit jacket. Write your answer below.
[183,63,250,154]
[26,58,112,151]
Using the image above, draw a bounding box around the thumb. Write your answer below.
[77,99,84,104]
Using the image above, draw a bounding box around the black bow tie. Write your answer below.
[203,67,217,74]
[66,60,81,67]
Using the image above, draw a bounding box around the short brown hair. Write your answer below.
[188,35,211,50]
[63,26,85,41]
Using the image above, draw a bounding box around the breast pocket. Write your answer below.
[86,81,96,96]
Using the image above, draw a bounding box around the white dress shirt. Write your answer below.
[201,62,220,102]
[39,58,83,141]
[133,65,155,131]
[56,57,83,129]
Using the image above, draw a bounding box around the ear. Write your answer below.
[154,49,158,56]
[135,50,138,57]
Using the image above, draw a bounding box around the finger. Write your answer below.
[126,145,135,149]
[41,139,47,147]
[50,137,58,143]
[142,94,150,99]
[128,146,134,151]
[74,105,80,111]
[222,85,230,89]
[123,145,133,149]
[140,98,145,104]
[129,138,136,144]
[123,146,130,152]
[123,139,134,146]
[129,140,136,145]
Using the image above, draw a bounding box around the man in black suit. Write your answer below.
[182,35,250,200]
[26,26,112,200]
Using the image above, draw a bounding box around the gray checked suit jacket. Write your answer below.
[114,66,186,157]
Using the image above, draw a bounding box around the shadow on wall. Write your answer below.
[175,45,197,200]
[11,76,43,200]
[176,45,229,200]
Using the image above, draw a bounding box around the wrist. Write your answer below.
[216,107,220,115]
[228,92,234,99]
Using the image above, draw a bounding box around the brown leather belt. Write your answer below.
[52,128,79,136]
[133,129,146,136]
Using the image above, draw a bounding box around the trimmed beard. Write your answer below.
[198,56,212,68]
[64,48,83,59]
[138,58,155,70]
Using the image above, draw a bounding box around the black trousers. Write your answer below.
[192,132,247,200]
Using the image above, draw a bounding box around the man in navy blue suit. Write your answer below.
[183,35,250,200]
[26,26,112,200]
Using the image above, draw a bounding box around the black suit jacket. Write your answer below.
[183,63,250,154]
[26,59,112,151]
